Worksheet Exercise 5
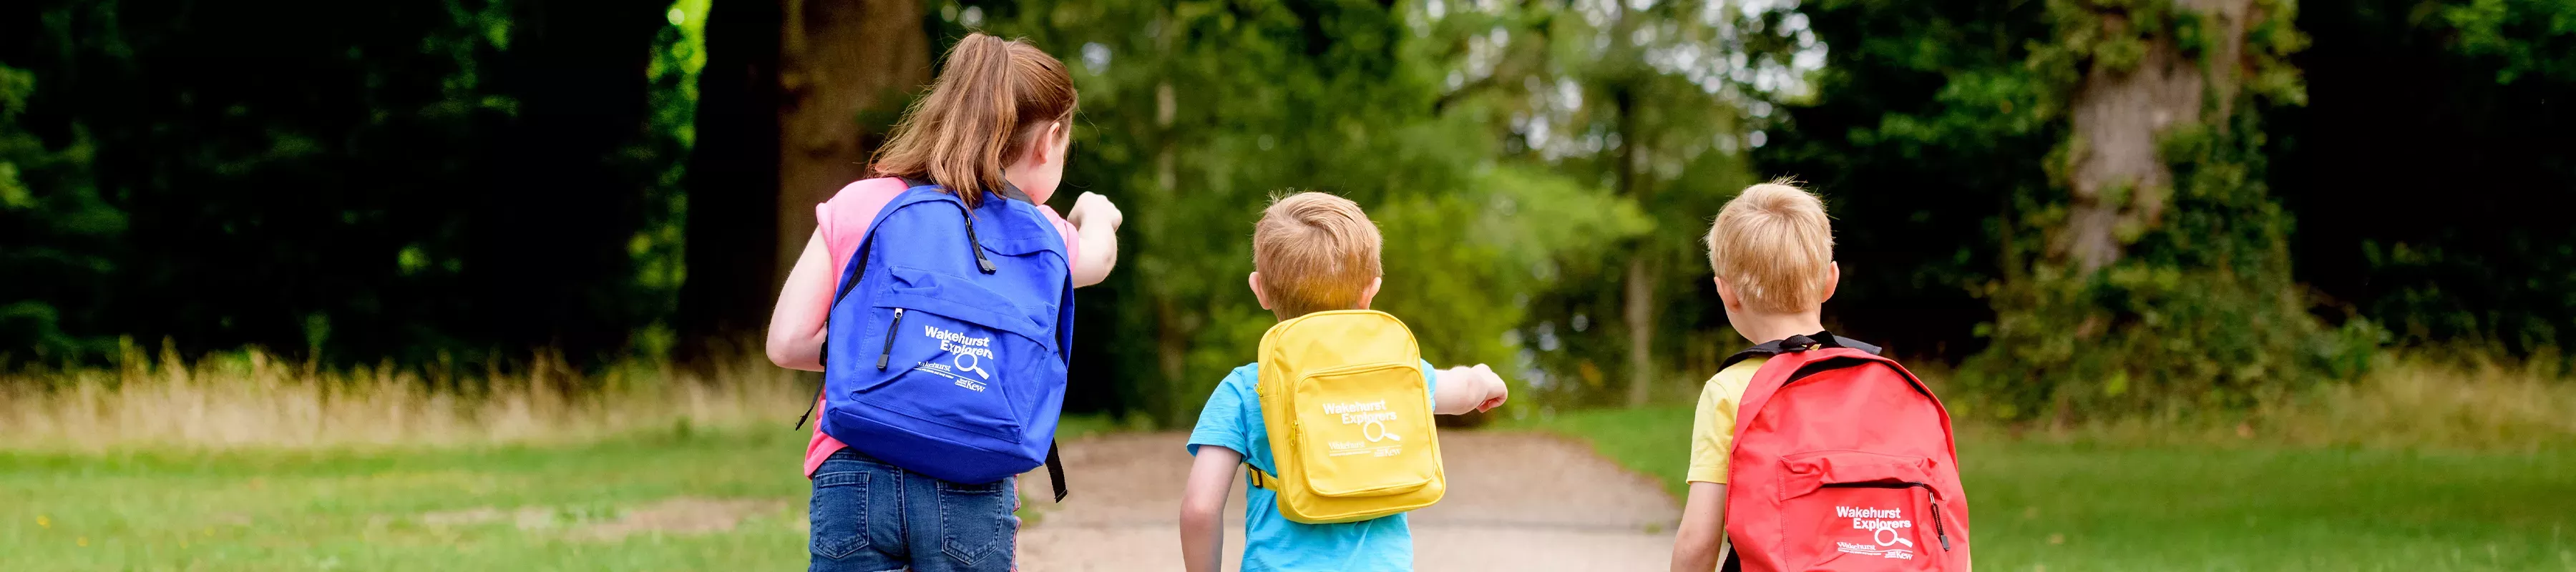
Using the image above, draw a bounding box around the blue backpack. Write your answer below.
[798,178,1075,500]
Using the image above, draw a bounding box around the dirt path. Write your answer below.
[1018,431,1679,571]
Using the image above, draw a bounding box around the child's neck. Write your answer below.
[1732,310,1827,347]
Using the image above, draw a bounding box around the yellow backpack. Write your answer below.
[1250,310,1446,524]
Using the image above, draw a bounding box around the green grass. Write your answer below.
[10,403,2571,571]
[1507,405,2576,571]
[1,425,816,571]
[0,413,1147,571]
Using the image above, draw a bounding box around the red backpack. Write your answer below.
[1722,333,1970,571]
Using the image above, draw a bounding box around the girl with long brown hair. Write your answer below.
[765,32,1121,572]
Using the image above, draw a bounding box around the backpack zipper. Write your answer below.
[954,203,995,273]
[1821,480,1950,551]
[875,308,905,370]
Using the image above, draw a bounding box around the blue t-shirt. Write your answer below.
[1186,360,1440,571]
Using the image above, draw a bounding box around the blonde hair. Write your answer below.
[1252,192,1384,319]
[1705,180,1835,313]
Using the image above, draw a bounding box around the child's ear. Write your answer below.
[1040,121,1068,164]
[1713,276,1743,311]
[1822,262,1841,302]
[1248,272,1273,310]
[1355,277,1382,310]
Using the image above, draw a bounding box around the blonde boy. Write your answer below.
[1669,181,1876,571]
[1177,192,1511,571]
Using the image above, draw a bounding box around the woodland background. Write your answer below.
[6,0,2575,428]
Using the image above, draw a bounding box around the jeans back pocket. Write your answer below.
[809,470,872,560]
[934,478,1018,571]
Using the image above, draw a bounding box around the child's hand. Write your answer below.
[1433,364,1511,415]
[1469,364,1509,413]
[1068,192,1123,230]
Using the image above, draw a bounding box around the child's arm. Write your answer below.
[1674,371,1745,571]
[1179,445,1241,572]
[1431,364,1510,415]
[1066,192,1123,287]
[1670,482,1728,571]
[765,230,834,372]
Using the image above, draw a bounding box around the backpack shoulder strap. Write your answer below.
[1727,332,1907,436]
[1716,331,1881,372]
[893,176,1040,206]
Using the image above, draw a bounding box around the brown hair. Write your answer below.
[1704,179,1835,313]
[871,33,1077,207]
[1252,192,1385,320]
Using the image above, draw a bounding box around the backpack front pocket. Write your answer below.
[1288,362,1438,498]
[849,266,1059,443]
[1777,450,1948,570]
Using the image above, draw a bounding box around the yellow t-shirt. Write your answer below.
[1685,357,1767,484]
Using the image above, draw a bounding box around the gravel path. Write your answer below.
[1017,431,1679,571]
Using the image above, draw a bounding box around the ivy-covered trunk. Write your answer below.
[1967,0,2372,423]
[2057,0,2247,272]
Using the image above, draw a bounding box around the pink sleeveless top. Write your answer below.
[804,177,1083,477]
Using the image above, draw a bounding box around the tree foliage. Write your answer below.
[11,0,2576,425]
[962,0,1664,423]
[0,0,685,372]
[1759,0,2576,422]
[2275,0,2576,358]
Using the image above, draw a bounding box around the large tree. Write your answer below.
[1758,0,2363,422]
[678,0,932,358]
[773,0,931,280]
[679,0,786,355]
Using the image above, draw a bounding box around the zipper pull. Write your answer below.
[876,308,904,370]
[1931,500,1951,551]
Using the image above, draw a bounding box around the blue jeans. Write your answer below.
[809,448,1020,572]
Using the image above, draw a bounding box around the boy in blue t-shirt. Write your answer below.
[1177,193,1511,571]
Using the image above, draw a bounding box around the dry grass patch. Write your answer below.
[2042,354,2576,451]
[0,344,811,451]
[417,506,562,531]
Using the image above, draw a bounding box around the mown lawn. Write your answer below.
[1,425,806,571]
[1506,406,2576,571]
[7,406,2568,571]
[0,415,1125,571]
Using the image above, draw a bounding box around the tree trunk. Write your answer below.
[1622,256,1657,405]
[1611,77,1658,406]
[2059,0,2251,271]
[474,0,668,360]
[774,0,930,285]
[1150,75,1189,423]
[677,0,784,361]
[1599,0,1660,407]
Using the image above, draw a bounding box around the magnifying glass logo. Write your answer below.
[1871,524,1913,548]
[1362,418,1400,443]
[952,352,990,380]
